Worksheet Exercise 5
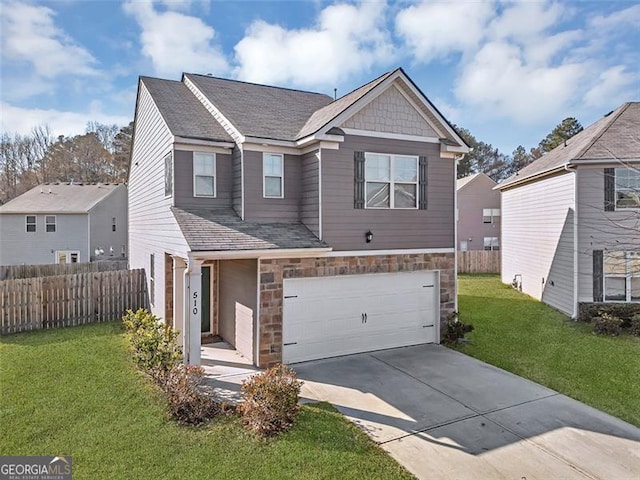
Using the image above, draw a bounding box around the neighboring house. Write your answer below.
[456,173,500,251]
[128,67,469,368]
[497,102,640,317]
[0,183,128,265]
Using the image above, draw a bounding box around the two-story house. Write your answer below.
[456,173,501,251]
[129,68,469,367]
[0,183,128,265]
[497,102,639,317]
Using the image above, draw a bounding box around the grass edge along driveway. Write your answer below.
[457,274,640,427]
[0,322,412,480]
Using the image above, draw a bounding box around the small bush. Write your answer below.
[629,314,640,337]
[165,364,219,425]
[592,313,623,336]
[443,312,474,344]
[579,303,640,328]
[240,364,302,437]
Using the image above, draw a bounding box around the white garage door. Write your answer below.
[282,270,438,363]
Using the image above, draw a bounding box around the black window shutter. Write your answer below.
[604,168,615,211]
[418,156,428,210]
[593,250,603,302]
[354,151,365,209]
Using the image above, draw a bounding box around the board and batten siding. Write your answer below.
[88,185,128,260]
[129,81,189,319]
[321,135,455,251]
[242,150,301,222]
[576,165,640,302]
[501,172,576,315]
[173,150,233,210]
[301,150,320,238]
[0,213,89,265]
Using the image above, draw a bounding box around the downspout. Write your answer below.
[453,153,464,314]
[565,164,579,319]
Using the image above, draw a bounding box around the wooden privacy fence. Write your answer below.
[0,261,128,280]
[458,251,501,274]
[0,269,148,335]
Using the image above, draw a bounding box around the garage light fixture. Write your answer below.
[365,230,373,243]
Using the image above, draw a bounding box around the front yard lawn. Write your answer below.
[0,322,411,480]
[457,274,640,427]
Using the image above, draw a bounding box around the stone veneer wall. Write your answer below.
[258,253,455,367]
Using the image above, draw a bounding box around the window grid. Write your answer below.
[26,216,36,233]
[615,167,640,209]
[46,215,56,233]
[604,251,639,302]
[483,237,500,251]
[482,208,501,224]
[263,153,284,198]
[365,153,418,209]
[194,152,216,197]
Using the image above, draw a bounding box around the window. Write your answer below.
[112,217,116,232]
[45,215,56,232]
[55,250,79,264]
[164,152,173,197]
[604,251,640,302]
[263,153,284,198]
[484,237,499,251]
[150,254,155,306]
[194,152,216,197]
[483,208,501,224]
[25,215,36,232]
[615,167,640,209]
[365,153,418,209]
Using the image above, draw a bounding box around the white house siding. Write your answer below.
[89,185,128,261]
[501,172,576,315]
[129,82,189,318]
[576,165,640,302]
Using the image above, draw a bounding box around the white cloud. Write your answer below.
[123,0,228,77]
[584,66,637,109]
[395,0,494,62]
[0,103,130,138]
[0,1,98,78]
[588,4,640,30]
[234,2,394,87]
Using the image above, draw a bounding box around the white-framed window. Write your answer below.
[45,215,56,233]
[604,251,640,302]
[483,208,501,224]
[263,153,284,198]
[615,168,640,209]
[112,217,116,232]
[164,152,173,197]
[149,253,155,306]
[484,237,499,251]
[194,152,216,197]
[56,250,79,264]
[365,153,418,209]
[25,215,36,233]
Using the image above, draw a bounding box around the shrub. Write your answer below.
[165,364,219,425]
[629,314,640,337]
[579,303,640,328]
[240,364,302,437]
[592,313,623,336]
[443,312,474,344]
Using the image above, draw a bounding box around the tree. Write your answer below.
[112,121,134,180]
[535,117,583,158]
[454,126,510,182]
[86,122,119,154]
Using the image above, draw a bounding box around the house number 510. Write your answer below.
[193,291,198,315]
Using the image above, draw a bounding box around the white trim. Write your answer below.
[573,169,579,319]
[296,133,345,146]
[174,141,233,154]
[45,214,56,233]
[55,250,80,264]
[325,248,455,257]
[243,140,341,155]
[454,155,459,313]
[25,215,36,233]
[244,136,296,148]
[194,247,333,261]
[613,166,640,211]
[193,152,217,198]
[340,128,441,144]
[436,270,442,343]
[318,149,323,241]
[364,152,419,209]
[240,145,245,220]
[255,258,261,366]
[263,152,284,199]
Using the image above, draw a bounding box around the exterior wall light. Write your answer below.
[365,230,373,243]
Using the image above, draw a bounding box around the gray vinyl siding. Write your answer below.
[301,150,320,237]
[129,81,190,318]
[457,175,501,251]
[243,150,301,222]
[218,259,257,346]
[0,213,89,265]
[88,184,128,261]
[501,172,576,315]
[232,146,242,217]
[576,164,640,302]
[321,135,454,250]
[173,150,233,209]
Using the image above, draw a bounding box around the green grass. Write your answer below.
[457,274,640,427]
[0,322,412,480]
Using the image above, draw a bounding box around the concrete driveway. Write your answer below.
[294,344,640,480]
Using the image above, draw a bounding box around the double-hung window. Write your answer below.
[604,251,640,302]
[26,215,36,232]
[484,237,499,251]
[263,153,284,198]
[483,208,500,224]
[194,152,216,197]
[45,215,56,232]
[365,153,418,209]
[615,168,640,209]
[164,152,173,197]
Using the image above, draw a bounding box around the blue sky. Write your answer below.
[1,0,638,154]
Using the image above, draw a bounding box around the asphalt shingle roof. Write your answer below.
[141,77,233,142]
[499,102,640,189]
[171,207,329,252]
[0,183,122,213]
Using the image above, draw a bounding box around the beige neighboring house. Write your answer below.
[497,102,640,317]
[0,183,128,266]
[457,173,500,251]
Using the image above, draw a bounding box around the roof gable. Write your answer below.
[457,173,497,191]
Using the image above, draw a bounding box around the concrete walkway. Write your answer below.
[294,344,640,480]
